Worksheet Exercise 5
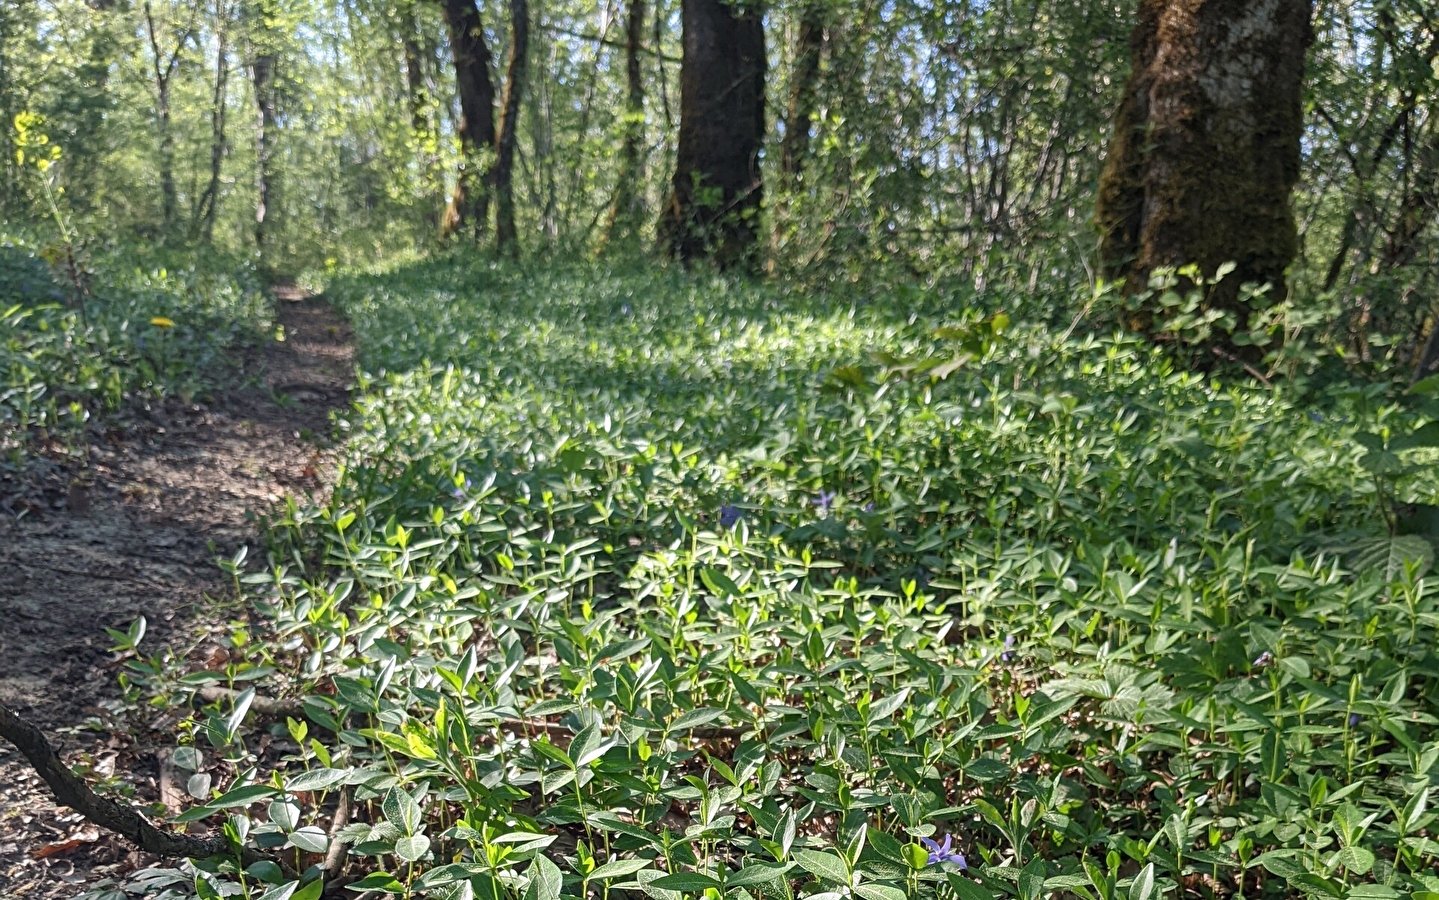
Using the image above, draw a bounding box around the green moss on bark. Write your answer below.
[1097,0,1313,334]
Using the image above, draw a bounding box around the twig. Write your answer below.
[1210,346,1274,389]
[0,700,281,871]
[322,788,351,882]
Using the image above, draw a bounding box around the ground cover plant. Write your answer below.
[0,235,272,472]
[87,258,1439,900]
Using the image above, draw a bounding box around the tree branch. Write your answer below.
[0,700,281,871]
[538,23,679,62]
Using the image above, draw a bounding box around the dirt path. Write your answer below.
[0,289,352,897]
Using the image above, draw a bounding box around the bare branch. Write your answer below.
[0,701,283,872]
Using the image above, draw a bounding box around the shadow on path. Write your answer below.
[0,287,352,897]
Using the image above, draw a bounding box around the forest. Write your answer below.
[3,0,1439,898]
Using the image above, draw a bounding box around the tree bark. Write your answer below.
[657,0,766,269]
[439,0,497,241]
[195,0,231,242]
[400,4,443,225]
[1096,0,1314,333]
[780,1,823,183]
[143,0,193,231]
[0,701,281,871]
[602,0,647,249]
[493,0,529,255]
[250,51,277,250]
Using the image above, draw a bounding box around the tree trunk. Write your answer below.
[657,0,766,269]
[780,1,823,183]
[250,52,277,250]
[493,0,529,255]
[196,3,230,242]
[439,0,497,241]
[400,4,443,225]
[401,12,429,137]
[1096,0,1314,334]
[143,0,190,231]
[157,84,175,226]
[602,0,646,249]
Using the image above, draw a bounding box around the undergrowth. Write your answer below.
[91,259,1439,900]
[0,236,272,470]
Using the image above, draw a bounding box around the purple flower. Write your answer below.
[1253,651,1274,669]
[921,834,966,868]
[1000,635,1015,662]
[719,504,742,528]
[864,502,876,513]
[814,490,836,512]
[1348,712,1362,727]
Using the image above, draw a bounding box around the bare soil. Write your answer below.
[0,290,352,898]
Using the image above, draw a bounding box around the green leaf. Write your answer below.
[382,787,423,835]
[700,568,740,596]
[1019,858,1047,900]
[209,783,278,808]
[292,880,325,900]
[1360,450,1404,476]
[646,872,723,892]
[526,855,564,900]
[637,868,682,900]
[588,858,653,880]
[1352,535,1433,581]
[286,768,351,792]
[568,723,611,768]
[728,863,793,887]
[225,688,256,738]
[854,884,908,900]
[1336,845,1375,875]
[1127,863,1154,900]
[345,872,405,893]
[1391,422,1439,450]
[395,833,431,862]
[945,873,996,900]
[257,883,298,900]
[669,707,725,732]
[794,850,850,885]
[287,826,330,854]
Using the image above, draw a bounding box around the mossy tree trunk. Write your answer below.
[1097,0,1314,334]
[439,0,497,242]
[779,1,824,184]
[250,52,277,250]
[602,0,647,250]
[492,0,529,256]
[657,0,765,269]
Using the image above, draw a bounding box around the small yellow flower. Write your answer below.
[150,317,175,328]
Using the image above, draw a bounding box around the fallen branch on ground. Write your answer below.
[0,700,282,871]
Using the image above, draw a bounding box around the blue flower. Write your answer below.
[921,834,966,868]
[814,490,836,512]
[719,504,742,528]
[1000,635,1015,662]
[1253,651,1274,669]
[1348,712,1362,727]
[864,501,876,513]
[1309,411,1323,423]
